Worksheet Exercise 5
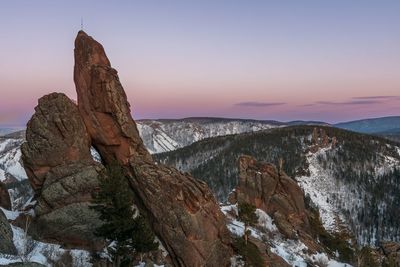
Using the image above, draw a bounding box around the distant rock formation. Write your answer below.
[0,182,11,210]
[0,209,17,255]
[73,31,232,266]
[21,93,103,248]
[230,155,310,239]
[358,242,400,266]
[380,242,400,266]
[310,127,336,152]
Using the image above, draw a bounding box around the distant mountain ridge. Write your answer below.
[334,116,400,134]
[136,118,282,153]
[1,116,399,154]
[0,127,24,137]
[137,117,328,153]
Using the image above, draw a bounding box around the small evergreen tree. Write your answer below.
[132,215,159,262]
[91,163,158,266]
[238,202,258,245]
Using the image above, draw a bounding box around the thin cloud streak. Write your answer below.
[299,103,316,107]
[235,101,286,107]
[352,95,399,100]
[315,100,381,106]
[303,95,400,108]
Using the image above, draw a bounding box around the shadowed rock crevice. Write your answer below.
[0,182,11,210]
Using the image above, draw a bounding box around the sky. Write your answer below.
[0,1,399,126]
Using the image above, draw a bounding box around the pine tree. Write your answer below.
[131,215,159,262]
[238,202,258,245]
[91,163,158,266]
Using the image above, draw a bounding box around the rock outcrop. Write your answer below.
[380,242,400,266]
[230,155,310,239]
[22,93,93,192]
[21,93,102,248]
[74,31,151,165]
[73,31,232,266]
[0,182,11,210]
[310,127,336,153]
[358,243,400,267]
[248,237,290,267]
[0,209,17,255]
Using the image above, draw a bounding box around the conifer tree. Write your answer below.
[91,163,158,266]
[132,215,159,262]
[238,202,258,245]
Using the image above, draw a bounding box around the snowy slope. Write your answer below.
[297,141,400,245]
[156,125,400,247]
[0,208,92,266]
[222,204,352,267]
[297,147,348,233]
[137,118,281,154]
[0,137,27,182]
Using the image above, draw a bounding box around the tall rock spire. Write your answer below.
[73,31,233,266]
[74,30,151,165]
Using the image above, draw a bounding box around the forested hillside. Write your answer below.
[156,126,400,246]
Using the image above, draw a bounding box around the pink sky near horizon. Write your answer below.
[0,1,399,126]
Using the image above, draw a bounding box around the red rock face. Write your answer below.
[232,155,310,239]
[22,93,93,192]
[21,93,103,248]
[74,31,232,267]
[74,31,151,165]
[0,182,11,210]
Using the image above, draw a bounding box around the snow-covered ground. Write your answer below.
[0,208,92,266]
[297,141,400,247]
[297,147,346,232]
[137,120,279,154]
[0,138,27,182]
[221,204,352,267]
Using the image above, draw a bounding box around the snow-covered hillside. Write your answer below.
[137,118,281,153]
[0,137,27,183]
[298,141,400,246]
[222,204,352,267]
[156,125,400,247]
[297,148,347,233]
